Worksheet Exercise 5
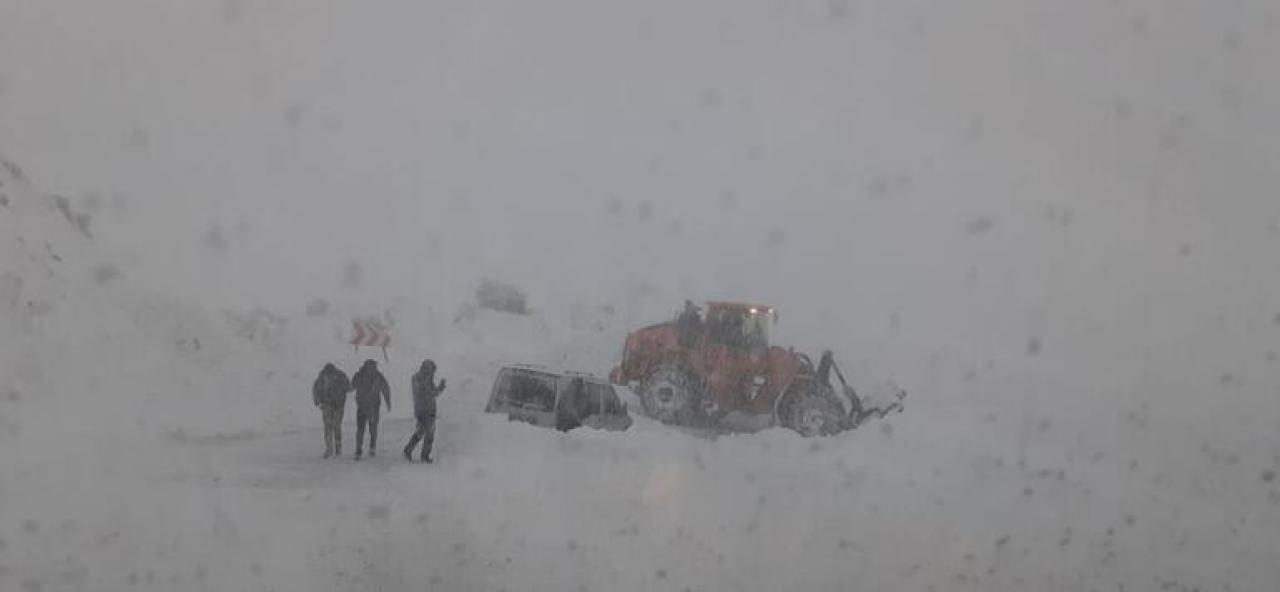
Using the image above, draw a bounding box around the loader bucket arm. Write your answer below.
[815,350,907,430]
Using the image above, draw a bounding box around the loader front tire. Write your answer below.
[639,365,701,426]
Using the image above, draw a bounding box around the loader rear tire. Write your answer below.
[778,387,845,437]
[639,365,701,426]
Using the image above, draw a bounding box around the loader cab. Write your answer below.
[704,302,774,351]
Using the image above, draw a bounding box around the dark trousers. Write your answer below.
[321,404,344,455]
[404,412,436,459]
[355,405,380,454]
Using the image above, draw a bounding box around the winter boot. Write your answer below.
[323,449,332,459]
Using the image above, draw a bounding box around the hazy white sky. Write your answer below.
[2,0,1277,401]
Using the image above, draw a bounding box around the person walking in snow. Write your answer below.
[351,359,390,460]
[404,359,446,463]
[311,362,351,459]
[676,300,702,346]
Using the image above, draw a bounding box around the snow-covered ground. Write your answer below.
[3,153,1279,592]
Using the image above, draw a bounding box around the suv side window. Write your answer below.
[582,381,607,416]
[558,377,598,418]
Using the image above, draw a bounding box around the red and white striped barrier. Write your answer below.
[350,318,391,360]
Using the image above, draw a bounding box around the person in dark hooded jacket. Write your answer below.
[311,363,351,459]
[351,359,390,459]
[403,359,446,463]
[676,299,702,346]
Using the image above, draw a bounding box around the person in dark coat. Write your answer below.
[311,363,351,459]
[351,359,390,460]
[677,300,701,346]
[403,359,446,463]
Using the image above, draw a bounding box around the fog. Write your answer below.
[2,1,1279,590]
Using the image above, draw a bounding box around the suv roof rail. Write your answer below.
[504,364,601,379]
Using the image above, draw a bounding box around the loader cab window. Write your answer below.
[708,307,770,351]
[741,312,770,349]
[708,309,741,347]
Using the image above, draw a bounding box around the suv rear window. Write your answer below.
[505,371,557,412]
